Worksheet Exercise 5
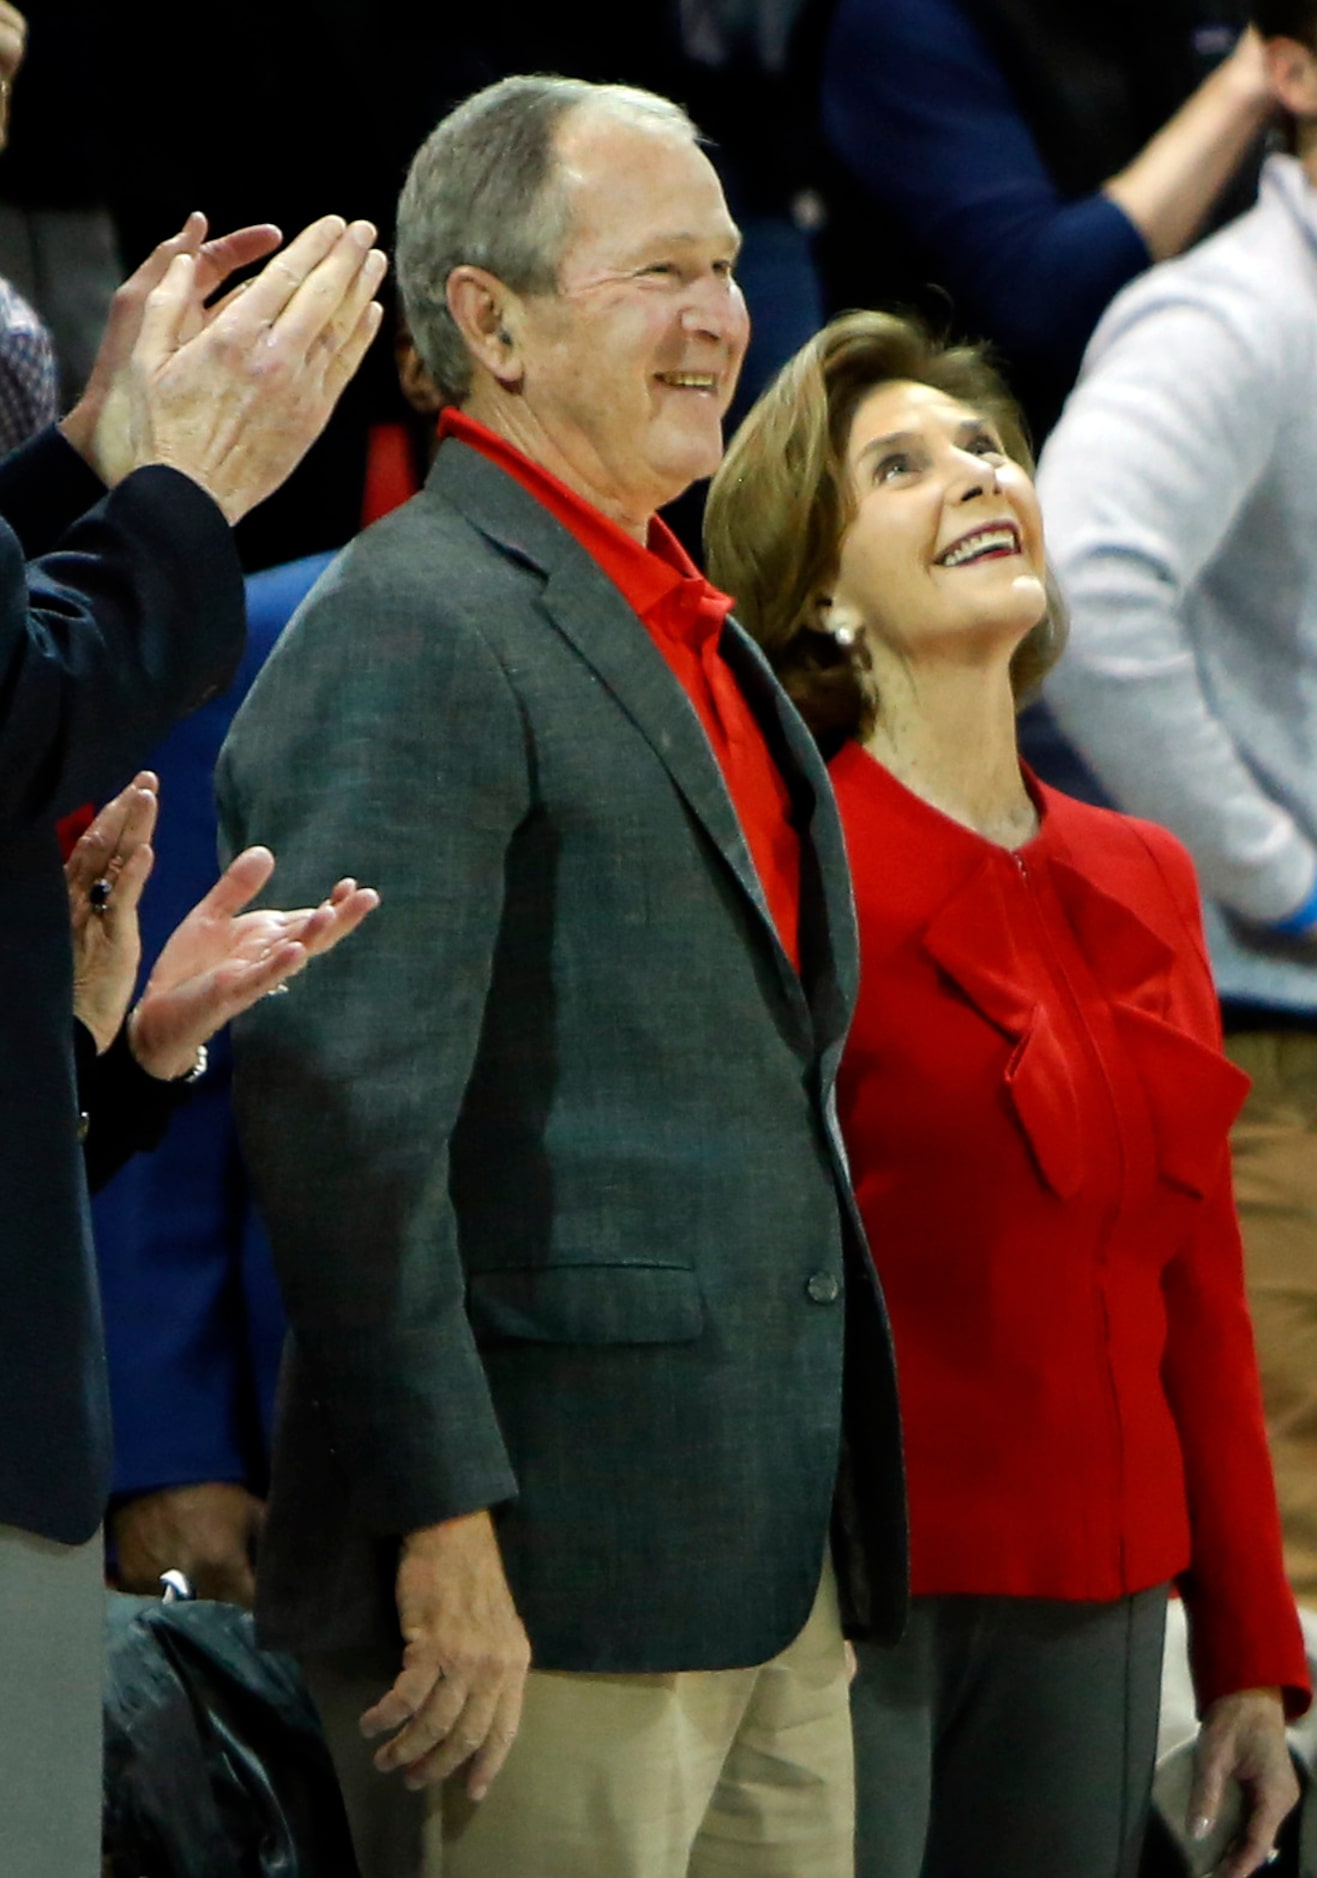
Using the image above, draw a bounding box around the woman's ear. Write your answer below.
[818,596,860,649]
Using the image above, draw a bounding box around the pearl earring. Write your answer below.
[832,621,857,649]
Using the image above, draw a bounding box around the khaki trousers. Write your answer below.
[1225,1029,1317,1602]
[305,1558,854,1878]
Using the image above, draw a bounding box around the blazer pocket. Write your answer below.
[467,1262,705,1346]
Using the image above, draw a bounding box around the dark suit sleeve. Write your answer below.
[218,540,530,1535]
[0,462,246,827]
[0,425,106,558]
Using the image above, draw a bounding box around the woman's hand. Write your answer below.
[1189,1687,1297,1876]
[127,846,379,1080]
[66,773,159,1052]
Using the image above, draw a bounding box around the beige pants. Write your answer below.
[1226,1029,1317,1602]
[305,1558,854,1878]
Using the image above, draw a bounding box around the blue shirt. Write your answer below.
[94,552,335,1499]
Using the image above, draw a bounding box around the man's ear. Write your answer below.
[1264,35,1317,119]
[446,266,524,389]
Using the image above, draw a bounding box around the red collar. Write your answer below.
[438,407,733,648]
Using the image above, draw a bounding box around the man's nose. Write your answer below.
[681,273,743,339]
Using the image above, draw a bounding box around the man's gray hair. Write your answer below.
[396,75,700,407]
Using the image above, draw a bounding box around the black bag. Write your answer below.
[102,1593,360,1877]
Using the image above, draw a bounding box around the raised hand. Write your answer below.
[65,772,159,1052]
[61,214,284,485]
[127,846,378,1080]
[115,215,387,522]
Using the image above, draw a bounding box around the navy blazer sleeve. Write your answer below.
[821,0,1150,370]
[0,457,246,827]
[0,425,106,558]
[0,435,247,1546]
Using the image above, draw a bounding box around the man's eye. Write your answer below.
[643,263,679,277]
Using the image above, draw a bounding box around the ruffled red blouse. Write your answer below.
[832,743,1309,1715]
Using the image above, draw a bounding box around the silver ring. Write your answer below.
[264,983,290,999]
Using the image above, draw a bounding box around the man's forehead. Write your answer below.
[555,124,737,253]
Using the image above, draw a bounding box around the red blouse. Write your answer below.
[832,743,1309,1715]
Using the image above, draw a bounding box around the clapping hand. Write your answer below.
[67,776,380,1078]
[66,771,160,1053]
[128,846,379,1081]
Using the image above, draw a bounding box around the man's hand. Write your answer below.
[361,1511,531,1803]
[128,846,378,1081]
[66,772,159,1051]
[116,214,387,523]
[1189,1687,1298,1876]
[61,214,283,482]
[0,3,26,150]
[111,1482,266,1607]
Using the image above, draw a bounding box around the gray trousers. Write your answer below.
[0,1521,105,1875]
[852,1588,1168,1878]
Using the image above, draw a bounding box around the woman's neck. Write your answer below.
[861,654,1039,849]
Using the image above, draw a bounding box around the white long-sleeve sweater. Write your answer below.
[1040,155,1317,1012]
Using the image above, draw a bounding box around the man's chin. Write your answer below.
[653,431,727,500]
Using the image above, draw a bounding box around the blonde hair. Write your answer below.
[705,309,1066,742]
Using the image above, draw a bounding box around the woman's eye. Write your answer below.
[875,454,914,483]
[968,433,1006,460]
[643,262,679,278]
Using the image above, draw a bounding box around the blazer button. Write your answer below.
[806,1271,841,1305]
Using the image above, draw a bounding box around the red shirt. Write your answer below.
[832,742,1309,1714]
[439,408,801,971]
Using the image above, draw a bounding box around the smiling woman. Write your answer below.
[705,310,1309,1878]
[706,311,1064,745]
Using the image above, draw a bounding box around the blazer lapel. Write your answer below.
[719,621,857,1057]
[434,446,821,1032]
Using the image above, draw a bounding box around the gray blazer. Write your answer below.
[218,440,906,1672]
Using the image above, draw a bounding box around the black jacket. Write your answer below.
[0,427,244,1544]
[75,1020,195,1195]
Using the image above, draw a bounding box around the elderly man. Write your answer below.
[219,75,906,1878]
[0,208,383,1877]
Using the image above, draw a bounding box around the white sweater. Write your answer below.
[1040,155,1317,1012]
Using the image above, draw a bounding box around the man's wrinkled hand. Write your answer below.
[361,1510,531,1803]
[112,1482,266,1607]
[61,214,282,485]
[117,214,387,522]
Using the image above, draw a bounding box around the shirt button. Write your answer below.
[806,1272,841,1305]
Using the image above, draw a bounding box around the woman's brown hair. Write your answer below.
[704,309,1066,743]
